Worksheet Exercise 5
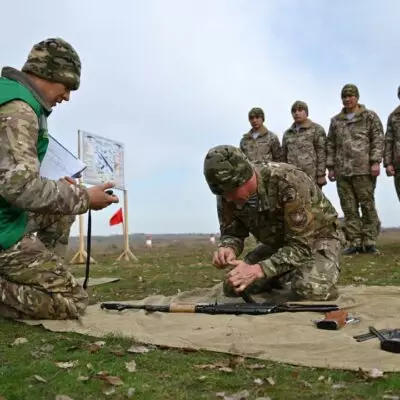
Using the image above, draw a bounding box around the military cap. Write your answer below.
[248,107,265,121]
[341,84,359,99]
[203,145,254,195]
[291,100,309,115]
[22,38,81,90]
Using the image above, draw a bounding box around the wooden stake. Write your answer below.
[116,189,138,262]
[69,129,97,265]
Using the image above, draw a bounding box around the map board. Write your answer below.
[80,131,125,190]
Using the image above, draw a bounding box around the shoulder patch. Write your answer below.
[284,200,314,231]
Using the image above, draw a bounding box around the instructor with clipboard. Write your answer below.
[0,38,119,320]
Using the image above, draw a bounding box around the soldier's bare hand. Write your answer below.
[87,182,119,210]
[61,176,77,185]
[317,176,327,187]
[328,170,336,182]
[370,163,380,177]
[213,247,236,268]
[386,165,395,177]
[226,260,265,292]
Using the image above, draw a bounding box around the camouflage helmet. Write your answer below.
[203,145,254,195]
[22,38,81,90]
[341,84,359,99]
[291,100,309,115]
[248,107,265,121]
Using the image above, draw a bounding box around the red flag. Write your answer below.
[109,208,123,226]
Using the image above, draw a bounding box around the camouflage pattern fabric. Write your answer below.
[384,105,400,170]
[281,119,327,181]
[203,145,344,301]
[22,38,81,90]
[204,145,254,195]
[341,84,359,99]
[0,214,88,320]
[25,213,76,258]
[222,238,340,301]
[240,126,281,164]
[336,176,379,247]
[0,99,89,214]
[326,104,384,177]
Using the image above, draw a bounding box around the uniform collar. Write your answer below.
[1,66,52,115]
[289,118,312,131]
[244,125,268,138]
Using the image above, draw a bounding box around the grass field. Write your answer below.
[0,234,400,400]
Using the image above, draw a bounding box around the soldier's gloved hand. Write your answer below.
[213,247,236,268]
[385,165,395,177]
[226,260,265,293]
[317,176,327,187]
[370,163,380,177]
[328,169,336,182]
[87,182,119,210]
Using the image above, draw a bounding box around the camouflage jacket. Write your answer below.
[281,119,327,180]
[217,162,342,278]
[326,105,384,177]
[383,105,400,169]
[0,67,89,215]
[239,126,281,164]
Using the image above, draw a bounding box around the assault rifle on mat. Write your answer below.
[100,301,338,316]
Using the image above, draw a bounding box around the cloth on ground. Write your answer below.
[75,277,121,287]
[21,283,400,371]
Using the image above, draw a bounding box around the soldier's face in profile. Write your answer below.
[40,81,71,107]
[249,115,263,130]
[223,173,257,206]
[342,95,358,110]
[291,108,307,124]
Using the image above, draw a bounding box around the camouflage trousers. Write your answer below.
[223,238,341,301]
[0,213,88,320]
[336,175,379,247]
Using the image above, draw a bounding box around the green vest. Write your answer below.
[0,77,49,250]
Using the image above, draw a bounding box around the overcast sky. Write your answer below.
[2,0,400,236]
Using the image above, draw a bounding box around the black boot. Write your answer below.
[364,245,380,254]
[342,246,364,255]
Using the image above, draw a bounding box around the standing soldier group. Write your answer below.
[239,83,399,256]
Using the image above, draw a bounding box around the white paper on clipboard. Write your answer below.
[40,134,86,180]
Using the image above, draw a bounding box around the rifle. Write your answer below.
[368,326,400,354]
[100,301,338,315]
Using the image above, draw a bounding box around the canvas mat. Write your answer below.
[22,283,400,371]
[76,277,121,287]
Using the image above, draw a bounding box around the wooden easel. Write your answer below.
[70,130,97,265]
[116,189,138,262]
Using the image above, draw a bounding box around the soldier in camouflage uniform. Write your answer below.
[327,84,384,255]
[282,101,327,188]
[239,107,281,164]
[203,145,344,301]
[0,38,119,320]
[384,86,400,201]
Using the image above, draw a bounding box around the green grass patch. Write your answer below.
[1,236,399,400]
